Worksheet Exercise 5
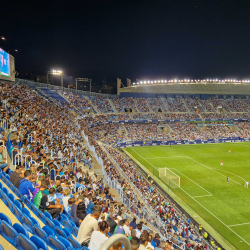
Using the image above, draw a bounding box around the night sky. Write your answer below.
[1,0,250,85]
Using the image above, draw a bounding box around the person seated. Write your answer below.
[33,180,64,219]
[77,206,102,247]
[19,170,36,200]
[88,221,110,250]
[0,145,9,173]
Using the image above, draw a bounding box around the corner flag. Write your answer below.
[168,179,170,191]
[153,169,155,176]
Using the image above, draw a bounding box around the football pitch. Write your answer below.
[125,142,250,250]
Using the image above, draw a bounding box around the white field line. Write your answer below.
[131,148,250,246]
[172,168,212,197]
[145,156,186,159]
[185,156,247,185]
[214,169,247,183]
[192,195,213,198]
[228,222,250,227]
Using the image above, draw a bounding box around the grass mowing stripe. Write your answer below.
[130,146,250,250]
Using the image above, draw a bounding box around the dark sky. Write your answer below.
[1,0,250,84]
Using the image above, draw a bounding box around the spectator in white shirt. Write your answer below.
[123,219,131,236]
[88,220,109,250]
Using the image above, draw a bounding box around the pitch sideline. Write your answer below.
[131,148,250,247]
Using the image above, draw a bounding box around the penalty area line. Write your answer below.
[228,222,250,227]
[131,148,250,246]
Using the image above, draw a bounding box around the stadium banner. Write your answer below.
[87,118,250,128]
[115,137,250,148]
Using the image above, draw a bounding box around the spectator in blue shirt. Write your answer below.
[19,170,35,200]
[87,197,97,213]
[130,218,137,229]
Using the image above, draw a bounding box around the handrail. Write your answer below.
[100,234,131,250]
[14,153,23,168]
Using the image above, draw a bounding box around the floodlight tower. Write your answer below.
[47,70,64,87]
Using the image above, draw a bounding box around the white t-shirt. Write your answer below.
[88,230,108,250]
[77,214,99,244]
[123,225,131,236]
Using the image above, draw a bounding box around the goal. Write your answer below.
[158,167,180,188]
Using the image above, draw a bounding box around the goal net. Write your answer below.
[158,167,180,188]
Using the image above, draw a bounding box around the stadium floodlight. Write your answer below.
[154,80,157,83]
[8,49,18,54]
[174,79,177,83]
[1,37,5,40]
[47,70,64,87]
[147,81,150,83]
[151,81,153,84]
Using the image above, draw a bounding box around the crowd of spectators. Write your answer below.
[89,96,114,113]
[136,98,151,112]
[223,99,250,112]
[164,99,189,112]
[184,99,204,112]
[148,98,167,112]
[112,97,137,113]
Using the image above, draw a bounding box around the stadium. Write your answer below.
[1,42,250,250]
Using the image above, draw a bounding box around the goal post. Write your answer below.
[159,167,180,188]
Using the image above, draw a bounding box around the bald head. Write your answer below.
[55,180,61,187]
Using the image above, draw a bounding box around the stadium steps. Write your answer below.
[182,99,192,112]
[160,98,170,112]
[133,98,140,112]
[40,88,68,107]
[145,98,153,112]
[108,99,118,113]
[83,96,99,114]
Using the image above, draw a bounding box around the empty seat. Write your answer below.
[0,220,18,246]
[30,235,49,250]
[44,211,52,220]
[13,205,23,222]
[42,225,55,237]
[63,219,73,231]
[14,200,23,210]
[2,187,9,196]
[53,219,62,228]
[13,223,29,238]
[22,214,35,233]
[30,204,39,215]
[6,198,14,212]
[48,235,65,250]
[0,243,4,250]
[15,233,38,250]
[0,213,12,226]
[67,235,82,250]
[55,226,67,237]
[8,193,15,203]
[57,236,73,249]
[33,225,49,244]
[72,226,78,237]
[37,210,46,222]
[0,182,3,189]
[22,207,31,217]
[45,218,55,229]
[62,227,71,237]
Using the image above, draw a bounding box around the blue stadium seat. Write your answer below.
[30,235,49,250]
[0,182,3,189]
[72,226,78,237]
[8,193,15,203]
[22,214,35,233]
[37,210,47,222]
[23,197,31,208]
[0,243,4,250]
[63,219,73,231]
[62,227,71,237]
[2,187,9,196]
[42,225,55,237]
[44,211,53,220]
[15,233,38,250]
[6,198,14,212]
[13,205,23,222]
[0,220,18,246]
[55,226,67,237]
[14,200,23,210]
[67,235,82,250]
[22,207,31,217]
[13,223,29,238]
[53,219,62,228]
[30,204,39,215]
[59,214,68,223]
[45,218,55,229]
[48,235,65,250]
[56,236,73,249]
[0,190,7,204]
[82,247,91,250]
[0,213,12,226]
[33,225,49,244]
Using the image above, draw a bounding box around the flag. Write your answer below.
[153,169,154,176]
[168,180,170,191]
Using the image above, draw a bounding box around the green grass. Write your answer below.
[125,143,250,250]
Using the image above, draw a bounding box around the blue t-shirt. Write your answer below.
[19,179,35,200]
